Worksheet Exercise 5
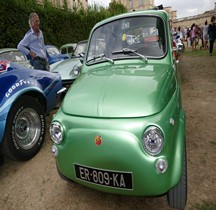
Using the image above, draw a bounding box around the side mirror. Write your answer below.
[79,53,85,64]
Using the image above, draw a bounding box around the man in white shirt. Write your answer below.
[18,13,49,70]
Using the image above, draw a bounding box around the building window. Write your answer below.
[139,0,144,6]
[129,0,133,9]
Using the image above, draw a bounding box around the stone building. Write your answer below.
[173,3,216,29]
[164,6,177,21]
[37,0,88,10]
[111,0,154,11]
[112,0,177,20]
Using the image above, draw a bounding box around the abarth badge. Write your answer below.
[95,135,102,146]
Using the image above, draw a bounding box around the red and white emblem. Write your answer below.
[95,135,102,146]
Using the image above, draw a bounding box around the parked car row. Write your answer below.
[0,40,87,163]
[0,46,70,67]
[60,43,77,58]
[0,41,87,90]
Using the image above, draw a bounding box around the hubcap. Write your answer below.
[15,108,41,150]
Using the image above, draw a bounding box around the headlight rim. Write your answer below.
[142,125,164,156]
[49,121,64,144]
[71,62,81,77]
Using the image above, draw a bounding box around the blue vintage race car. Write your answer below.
[0,59,65,162]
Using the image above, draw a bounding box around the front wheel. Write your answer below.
[0,153,4,166]
[167,144,187,209]
[0,95,46,161]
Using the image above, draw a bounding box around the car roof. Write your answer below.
[0,48,18,53]
[93,10,169,29]
[77,40,88,44]
[46,45,59,49]
[60,43,77,48]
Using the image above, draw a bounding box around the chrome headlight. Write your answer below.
[49,122,64,144]
[155,158,168,174]
[70,63,81,77]
[142,126,164,156]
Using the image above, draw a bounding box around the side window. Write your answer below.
[156,18,166,53]
[68,47,73,53]
[61,48,66,54]
[0,52,12,60]
[129,0,133,9]
[139,0,144,6]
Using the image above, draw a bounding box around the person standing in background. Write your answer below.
[202,20,209,50]
[17,12,49,70]
[208,16,216,56]
[186,27,191,48]
[191,23,197,51]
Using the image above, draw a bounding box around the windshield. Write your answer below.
[0,51,27,62]
[74,42,87,56]
[47,47,60,55]
[87,16,167,63]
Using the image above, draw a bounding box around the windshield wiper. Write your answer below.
[86,54,114,64]
[112,48,148,62]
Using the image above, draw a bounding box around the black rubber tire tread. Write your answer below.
[0,154,4,166]
[0,95,46,161]
[167,143,187,210]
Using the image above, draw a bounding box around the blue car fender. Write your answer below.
[0,65,63,150]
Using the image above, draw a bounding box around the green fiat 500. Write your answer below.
[50,10,187,209]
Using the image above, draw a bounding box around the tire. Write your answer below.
[0,95,46,161]
[0,154,4,166]
[167,144,187,210]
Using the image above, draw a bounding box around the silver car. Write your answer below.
[50,40,87,89]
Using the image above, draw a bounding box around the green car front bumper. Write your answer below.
[52,91,185,196]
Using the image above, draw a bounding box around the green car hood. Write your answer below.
[62,63,176,118]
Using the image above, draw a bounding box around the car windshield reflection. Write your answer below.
[47,47,60,55]
[86,16,167,64]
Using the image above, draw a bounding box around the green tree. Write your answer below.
[0,0,127,48]
[108,1,127,16]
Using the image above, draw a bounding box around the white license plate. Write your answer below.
[74,164,133,190]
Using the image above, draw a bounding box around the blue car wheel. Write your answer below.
[0,95,46,161]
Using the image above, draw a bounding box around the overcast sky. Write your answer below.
[89,0,215,19]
